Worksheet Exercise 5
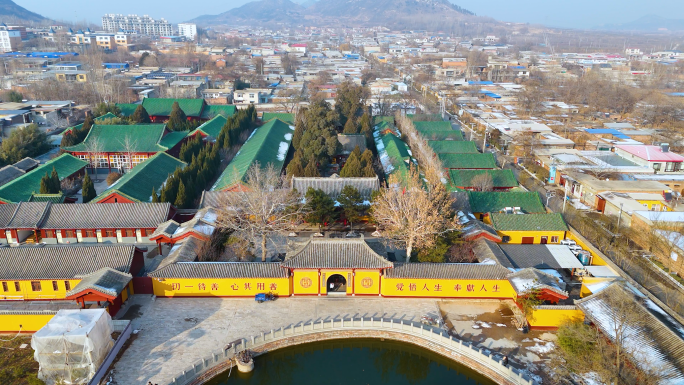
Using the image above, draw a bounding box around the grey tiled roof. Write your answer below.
[6,202,49,228]
[149,262,288,279]
[151,219,180,238]
[67,267,132,298]
[507,268,567,297]
[199,190,231,209]
[0,245,137,280]
[282,238,393,269]
[385,263,511,280]
[154,236,203,272]
[0,165,25,186]
[291,176,380,199]
[12,157,40,172]
[41,202,171,229]
[472,239,512,268]
[0,204,18,227]
[499,244,562,269]
[576,283,684,381]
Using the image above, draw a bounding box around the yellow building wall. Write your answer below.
[497,230,566,244]
[566,232,608,266]
[292,270,320,295]
[636,200,670,211]
[152,277,291,297]
[320,270,354,295]
[353,270,381,295]
[527,307,584,328]
[580,277,613,298]
[0,313,56,332]
[0,279,81,300]
[381,278,516,298]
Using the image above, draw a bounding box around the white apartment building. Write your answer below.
[101,14,173,36]
[233,88,271,104]
[0,27,21,53]
[178,23,197,40]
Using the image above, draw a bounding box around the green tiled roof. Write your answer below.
[141,98,206,117]
[467,191,545,214]
[428,141,477,154]
[381,133,411,160]
[65,124,172,153]
[448,169,518,190]
[417,128,463,141]
[28,193,66,203]
[262,112,294,125]
[0,154,87,203]
[373,116,394,126]
[158,131,188,149]
[116,104,139,117]
[64,112,118,134]
[191,115,228,139]
[490,213,568,232]
[438,153,496,169]
[201,104,236,120]
[408,114,442,121]
[212,119,294,191]
[413,121,452,131]
[94,152,186,203]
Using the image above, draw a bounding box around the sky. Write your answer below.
[14,0,684,29]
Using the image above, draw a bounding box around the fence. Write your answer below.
[166,317,534,385]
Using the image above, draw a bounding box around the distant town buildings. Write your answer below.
[178,23,197,40]
[0,25,21,53]
[101,14,173,36]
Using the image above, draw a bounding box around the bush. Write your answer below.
[106,172,122,186]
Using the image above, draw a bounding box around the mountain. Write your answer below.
[192,0,306,25]
[0,0,47,23]
[601,15,684,32]
[191,0,477,28]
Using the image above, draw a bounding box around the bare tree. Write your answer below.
[46,113,71,130]
[119,134,138,171]
[470,173,494,192]
[371,167,454,262]
[216,163,307,262]
[83,138,104,181]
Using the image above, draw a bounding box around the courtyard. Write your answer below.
[108,295,552,385]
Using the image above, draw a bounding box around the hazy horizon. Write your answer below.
[14,0,684,30]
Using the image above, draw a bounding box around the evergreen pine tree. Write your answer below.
[167,102,187,131]
[151,187,159,202]
[174,179,187,208]
[160,185,169,203]
[82,114,95,131]
[343,117,358,134]
[39,173,50,194]
[351,145,361,160]
[340,152,362,177]
[303,157,319,177]
[286,151,305,177]
[292,118,305,149]
[304,187,338,232]
[82,173,96,203]
[50,167,60,193]
[131,105,151,123]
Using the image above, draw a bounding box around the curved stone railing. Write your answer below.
[166,317,534,385]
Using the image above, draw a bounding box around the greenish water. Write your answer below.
[206,338,496,385]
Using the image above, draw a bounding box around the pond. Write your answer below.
[205,338,497,385]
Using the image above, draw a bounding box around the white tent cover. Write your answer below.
[31,309,114,385]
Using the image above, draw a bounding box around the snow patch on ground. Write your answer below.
[526,340,555,354]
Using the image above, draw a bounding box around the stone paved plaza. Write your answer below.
[110,295,441,385]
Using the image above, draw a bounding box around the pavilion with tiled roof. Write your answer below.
[117,98,236,123]
[448,169,518,191]
[212,118,294,191]
[93,152,185,204]
[64,124,188,171]
[0,154,87,204]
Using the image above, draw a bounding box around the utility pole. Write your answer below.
[617,203,624,233]
[562,182,569,213]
